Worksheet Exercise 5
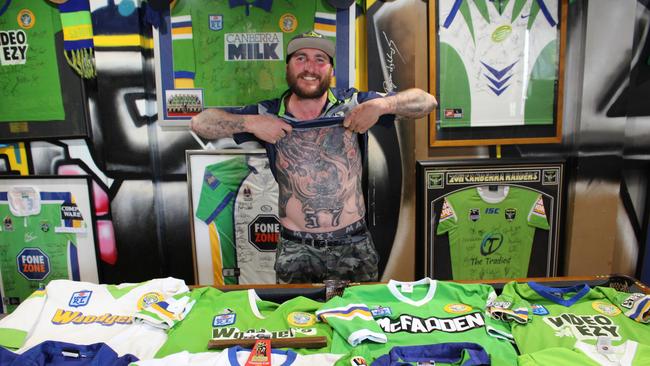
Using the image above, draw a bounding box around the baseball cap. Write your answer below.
[286,31,335,62]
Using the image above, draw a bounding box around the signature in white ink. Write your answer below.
[24,232,37,243]
[381,31,406,93]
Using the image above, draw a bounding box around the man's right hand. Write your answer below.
[244,115,293,144]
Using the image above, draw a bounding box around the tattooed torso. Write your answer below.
[275,125,365,232]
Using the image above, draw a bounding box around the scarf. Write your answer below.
[58,0,95,78]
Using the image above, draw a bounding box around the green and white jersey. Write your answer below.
[436,186,549,280]
[133,348,343,366]
[0,187,86,313]
[518,341,650,366]
[0,277,189,359]
[488,281,650,355]
[316,278,518,365]
[438,0,558,127]
[0,0,65,122]
[170,0,336,107]
[137,287,333,357]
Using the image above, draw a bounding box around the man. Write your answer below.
[191,31,437,283]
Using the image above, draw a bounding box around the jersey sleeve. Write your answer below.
[486,281,531,324]
[170,0,196,89]
[136,287,214,329]
[527,193,550,230]
[316,297,387,346]
[598,286,650,324]
[0,289,47,349]
[195,156,250,224]
[436,196,458,235]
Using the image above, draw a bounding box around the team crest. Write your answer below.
[504,208,517,222]
[40,221,50,232]
[469,208,480,222]
[370,305,392,318]
[138,292,165,310]
[213,309,236,327]
[350,356,368,366]
[592,301,621,316]
[243,186,252,200]
[209,15,223,31]
[443,303,473,314]
[621,293,644,309]
[531,304,549,315]
[287,312,316,327]
[69,290,92,307]
[3,216,13,231]
[279,13,298,33]
[17,9,35,29]
[427,172,444,189]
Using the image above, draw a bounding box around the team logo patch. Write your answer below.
[488,300,512,309]
[213,309,236,326]
[543,169,559,185]
[287,311,316,327]
[439,200,454,221]
[444,108,463,119]
[592,301,621,316]
[469,208,480,222]
[491,25,512,42]
[279,13,298,33]
[621,293,644,309]
[370,305,392,318]
[531,304,549,315]
[427,172,444,189]
[69,290,92,307]
[209,15,223,31]
[138,292,165,310]
[444,303,473,314]
[3,216,13,231]
[40,221,50,232]
[505,208,517,222]
[17,9,35,29]
[350,356,368,366]
[243,185,252,200]
[533,197,546,216]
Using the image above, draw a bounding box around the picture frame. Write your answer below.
[0,175,99,313]
[186,149,280,285]
[428,0,568,146]
[416,159,565,280]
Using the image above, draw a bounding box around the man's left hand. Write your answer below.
[343,98,390,134]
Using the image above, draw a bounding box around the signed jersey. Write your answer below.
[0,0,65,122]
[316,278,518,365]
[436,185,549,280]
[438,0,559,127]
[0,188,86,313]
[0,277,189,359]
[170,0,336,107]
[488,281,650,355]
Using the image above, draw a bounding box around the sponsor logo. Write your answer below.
[209,15,223,31]
[444,108,463,119]
[61,202,83,221]
[491,25,512,42]
[376,313,485,334]
[17,9,35,29]
[51,309,133,326]
[225,32,283,61]
[248,214,280,251]
[213,309,237,327]
[621,293,644,309]
[370,306,392,318]
[279,13,298,33]
[531,304,549,315]
[17,247,50,280]
[444,303,473,314]
[287,311,316,326]
[212,327,317,339]
[69,290,92,307]
[487,300,512,309]
[543,313,621,341]
[480,233,503,255]
[0,28,28,65]
[592,301,621,316]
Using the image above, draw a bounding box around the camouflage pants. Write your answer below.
[274,230,379,284]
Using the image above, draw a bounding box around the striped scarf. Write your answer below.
[58,0,95,78]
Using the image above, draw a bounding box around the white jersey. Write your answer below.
[133,347,343,366]
[439,0,558,127]
[0,277,189,359]
[234,156,280,284]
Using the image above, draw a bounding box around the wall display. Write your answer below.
[416,159,564,280]
[428,0,567,146]
[0,176,99,313]
[154,0,339,127]
[187,150,280,285]
[0,0,90,141]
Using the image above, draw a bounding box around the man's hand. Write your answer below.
[245,115,293,144]
[343,98,390,134]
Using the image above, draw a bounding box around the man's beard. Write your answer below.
[286,71,331,99]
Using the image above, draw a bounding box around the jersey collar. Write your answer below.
[228,0,273,15]
[278,88,340,119]
[387,278,437,307]
[529,281,591,307]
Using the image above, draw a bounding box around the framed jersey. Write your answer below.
[428,0,568,146]
[186,150,280,286]
[0,176,99,313]
[416,159,565,281]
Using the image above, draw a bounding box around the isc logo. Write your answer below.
[485,207,500,214]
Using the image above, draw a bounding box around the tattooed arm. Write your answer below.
[343,88,438,133]
[190,108,292,144]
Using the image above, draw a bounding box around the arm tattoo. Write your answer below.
[386,88,436,119]
[276,126,364,229]
[195,109,246,139]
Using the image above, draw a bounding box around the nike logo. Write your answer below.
[521,14,530,19]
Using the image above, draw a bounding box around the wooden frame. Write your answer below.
[428,0,567,146]
[416,159,565,280]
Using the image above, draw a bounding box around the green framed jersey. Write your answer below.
[436,185,550,280]
[438,0,559,127]
[0,0,65,122]
[316,278,518,365]
[0,188,86,313]
[518,341,650,366]
[170,0,336,107]
[135,287,333,357]
[488,281,650,355]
